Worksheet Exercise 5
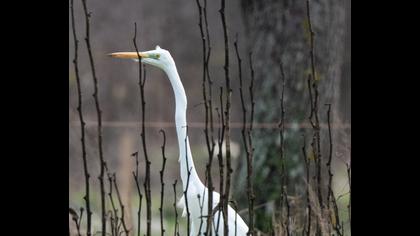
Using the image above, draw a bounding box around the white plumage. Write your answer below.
[110,46,249,235]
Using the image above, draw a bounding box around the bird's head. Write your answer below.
[109,45,174,71]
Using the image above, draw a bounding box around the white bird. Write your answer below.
[110,46,249,235]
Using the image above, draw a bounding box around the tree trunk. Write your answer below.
[235,0,350,232]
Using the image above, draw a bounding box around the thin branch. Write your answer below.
[302,135,311,236]
[278,60,290,236]
[107,172,120,236]
[131,151,143,236]
[234,39,255,235]
[80,1,107,234]
[325,104,333,206]
[70,0,91,234]
[347,161,351,233]
[306,0,324,211]
[215,87,225,234]
[133,22,152,236]
[219,0,232,233]
[325,103,343,235]
[183,127,192,235]
[69,207,84,236]
[195,1,216,234]
[197,193,205,235]
[159,129,167,236]
[113,174,130,236]
[173,180,180,236]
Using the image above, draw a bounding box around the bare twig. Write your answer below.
[70,0,91,234]
[306,0,324,211]
[133,22,152,236]
[219,0,232,233]
[302,135,311,236]
[215,87,225,234]
[325,104,333,206]
[234,39,255,235]
[197,193,205,235]
[159,129,167,236]
[107,172,119,236]
[173,180,180,236]
[80,1,106,234]
[347,161,351,233]
[69,207,84,236]
[229,201,238,236]
[112,174,130,236]
[324,103,343,235]
[277,60,291,236]
[195,0,216,234]
[246,51,256,235]
[131,151,143,236]
[183,127,192,235]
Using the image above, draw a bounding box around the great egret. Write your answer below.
[110,46,249,235]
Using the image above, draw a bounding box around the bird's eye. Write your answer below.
[149,53,160,60]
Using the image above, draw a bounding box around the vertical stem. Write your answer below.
[234,39,256,235]
[306,0,324,210]
[107,172,118,236]
[69,208,84,236]
[247,52,256,236]
[132,151,143,236]
[113,173,130,236]
[80,1,106,234]
[326,104,333,207]
[159,130,167,236]
[70,1,91,235]
[278,60,290,236]
[183,127,192,235]
[347,161,351,234]
[302,135,311,236]
[133,23,152,236]
[195,0,216,234]
[173,180,180,236]
[216,87,225,234]
[219,0,231,234]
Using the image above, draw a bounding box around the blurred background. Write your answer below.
[69,0,350,234]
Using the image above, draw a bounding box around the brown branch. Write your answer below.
[159,129,167,236]
[69,207,83,236]
[215,87,225,234]
[197,193,205,234]
[131,151,143,236]
[70,1,91,235]
[229,200,238,236]
[112,174,130,236]
[347,161,351,233]
[183,127,192,235]
[107,172,119,236]
[283,188,291,236]
[133,22,152,236]
[80,1,107,234]
[325,104,333,207]
[325,103,343,235]
[195,1,216,234]
[203,0,214,146]
[306,0,324,211]
[277,59,290,236]
[219,0,232,233]
[234,39,256,235]
[173,180,180,236]
[302,135,312,236]
[247,52,256,235]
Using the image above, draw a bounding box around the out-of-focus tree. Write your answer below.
[233,0,351,231]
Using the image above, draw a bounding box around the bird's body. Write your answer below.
[110,46,249,235]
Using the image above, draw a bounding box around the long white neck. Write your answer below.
[164,64,202,190]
